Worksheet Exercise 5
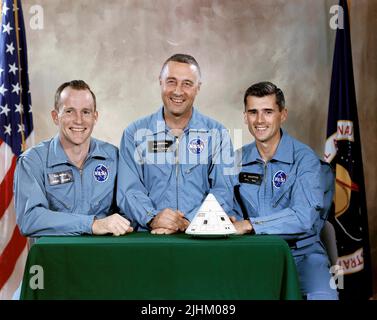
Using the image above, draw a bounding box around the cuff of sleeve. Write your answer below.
[85,215,96,235]
[142,208,159,229]
[249,218,259,234]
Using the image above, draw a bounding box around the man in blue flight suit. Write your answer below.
[14,80,133,236]
[231,81,338,300]
[117,54,234,234]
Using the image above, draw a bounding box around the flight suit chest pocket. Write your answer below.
[90,189,114,215]
[183,163,207,182]
[239,182,259,212]
[271,174,297,208]
[45,169,75,212]
[45,182,75,212]
[143,156,173,177]
[182,163,209,191]
[237,170,262,212]
[143,137,175,177]
[183,163,202,175]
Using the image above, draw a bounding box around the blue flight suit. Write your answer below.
[14,135,119,236]
[234,129,338,300]
[117,107,234,230]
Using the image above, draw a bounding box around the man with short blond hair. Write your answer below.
[14,80,133,236]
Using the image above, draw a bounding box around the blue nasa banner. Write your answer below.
[324,0,372,300]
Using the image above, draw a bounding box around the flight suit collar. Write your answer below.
[148,107,166,135]
[271,129,294,164]
[47,135,70,167]
[240,142,261,166]
[149,106,208,136]
[185,107,209,133]
[241,129,294,165]
[47,135,107,167]
[89,138,109,159]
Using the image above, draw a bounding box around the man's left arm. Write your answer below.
[251,157,324,235]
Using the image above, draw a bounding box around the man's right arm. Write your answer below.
[116,129,188,232]
[14,153,94,237]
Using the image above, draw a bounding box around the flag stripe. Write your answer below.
[0,245,28,300]
[0,154,16,220]
[0,199,17,254]
[0,225,27,289]
[0,139,14,183]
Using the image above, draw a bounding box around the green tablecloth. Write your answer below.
[20,233,302,300]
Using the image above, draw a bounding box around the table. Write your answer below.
[20,233,302,300]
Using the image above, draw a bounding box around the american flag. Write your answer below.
[0,0,33,300]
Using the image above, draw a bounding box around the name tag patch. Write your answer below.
[148,140,174,153]
[48,170,74,186]
[239,172,263,185]
[94,164,109,182]
[273,170,287,188]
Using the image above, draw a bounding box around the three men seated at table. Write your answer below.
[14,54,337,299]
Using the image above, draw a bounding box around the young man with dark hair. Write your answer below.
[232,81,338,300]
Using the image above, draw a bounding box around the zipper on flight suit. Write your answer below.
[175,136,180,211]
[263,161,267,196]
[258,160,267,215]
[79,167,84,212]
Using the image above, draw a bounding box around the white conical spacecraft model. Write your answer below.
[186,193,237,237]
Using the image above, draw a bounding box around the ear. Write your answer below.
[51,109,59,125]
[197,81,202,92]
[280,108,288,123]
[159,76,163,87]
[94,111,98,123]
[243,111,248,125]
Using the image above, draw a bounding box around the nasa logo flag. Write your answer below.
[324,0,372,300]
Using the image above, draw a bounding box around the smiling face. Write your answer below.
[160,61,201,122]
[51,87,98,149]
[244,94,287,146]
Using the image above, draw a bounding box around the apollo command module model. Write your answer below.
[185,193,236,237]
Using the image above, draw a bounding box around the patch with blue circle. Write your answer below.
[273,170,287,188]
[188,138,205,154]
[93,164,109,182]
